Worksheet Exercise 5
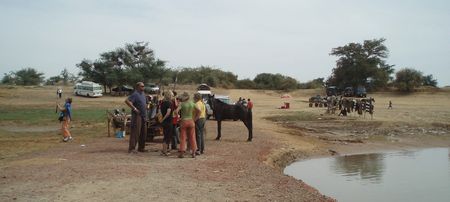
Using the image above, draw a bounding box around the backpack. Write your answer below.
[58,112,65,122]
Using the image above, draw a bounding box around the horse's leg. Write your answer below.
[243,120,253,141]
[243,112,253,141]
[215,120,221,140]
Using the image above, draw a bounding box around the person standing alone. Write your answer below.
[388,100,393,109]
[247,98,253,112]
[125,82,148,153]
[57,97,73,142]
[246,98,253,132]
[57,88,63,99]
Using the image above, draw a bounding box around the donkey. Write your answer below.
[207,95,253,141]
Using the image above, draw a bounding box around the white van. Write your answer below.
[73,81,103,97]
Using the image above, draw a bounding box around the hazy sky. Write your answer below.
[1,0,449,86]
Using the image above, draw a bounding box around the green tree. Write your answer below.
[77,59,95,81]
[12,68,45,85]
[176,66,238,87]
[235,79,257,89]
[395,68,423,92]
[1,72,16,84]
[78,42,168,92]
[60,68,70,85]
[422,74,437,87]
[253,73,299,90]
[45,76,62,85]
[299,77,325,89]
[328,38,394,90]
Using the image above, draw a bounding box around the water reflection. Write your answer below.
[331,153,385,183]
[284,148,450,202]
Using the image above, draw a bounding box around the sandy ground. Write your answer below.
[1,86,449,201]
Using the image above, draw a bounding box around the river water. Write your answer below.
[284,148,450,202]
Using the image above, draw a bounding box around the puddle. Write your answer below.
[284,148,450,202]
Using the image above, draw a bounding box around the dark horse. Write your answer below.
[207,95,253,141]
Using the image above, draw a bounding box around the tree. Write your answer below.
[299,77,325,89]
[5,68,45,85]
[253,73,299,90]
[45,76,62,85]
[235,79,256,89]
[1,72,16,84]
[395,68,423,92]
[60,68,70,85]
[422,74,437,87]
[328,38,394,90]
[176,66,238,88]
[77,42,168,92]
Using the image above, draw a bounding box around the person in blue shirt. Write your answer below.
[57,97,73,142]
[125,82,148,153]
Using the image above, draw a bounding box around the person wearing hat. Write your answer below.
[194,93,206,155]
[174,92,200,158]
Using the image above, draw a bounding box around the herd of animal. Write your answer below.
[309,95,376,119]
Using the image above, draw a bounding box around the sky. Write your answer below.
[1,0,449,86]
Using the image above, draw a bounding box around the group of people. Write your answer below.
[238,97,253,114]
[125,82,207,158]
[55,82,251,157]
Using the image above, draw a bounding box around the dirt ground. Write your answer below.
[1,86,449,201]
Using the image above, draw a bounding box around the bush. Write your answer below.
[235,79,256,89]
[395,68,423,92]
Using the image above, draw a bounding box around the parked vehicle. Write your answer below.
[144,83,160,94]
[198,91,212,100]
[343,87,354,97]
[326,86,340,96]
[308,95,327,107]
[111,85,133,96]
[355,86,367,97]
[215,95,233,104]
[197,83,211,91]
[73,81,103,97]
[197,84,213,119]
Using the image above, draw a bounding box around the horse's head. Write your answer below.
[206,94,215,110]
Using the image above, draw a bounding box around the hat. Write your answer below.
[179,92,190,102]
[193,93,202,101]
